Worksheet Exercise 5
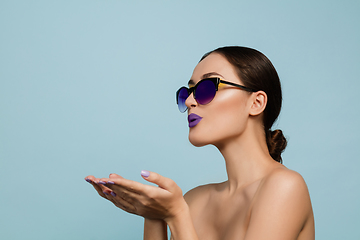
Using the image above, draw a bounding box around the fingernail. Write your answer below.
[85,178,92,183]
[141,170,150,178]
[110,192,116,197]
[98,181,106,185]
[103,191,109,195]
[107,181,115,184]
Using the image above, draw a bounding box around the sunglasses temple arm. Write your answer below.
[220,80,256,92]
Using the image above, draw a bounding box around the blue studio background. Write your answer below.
[1,1,359,239]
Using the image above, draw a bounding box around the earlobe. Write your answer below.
[249,91,267,116]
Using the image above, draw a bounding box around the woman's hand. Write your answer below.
[85,171,188,222]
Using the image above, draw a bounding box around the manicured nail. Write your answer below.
[103,191,109,195]
[110,192,116,197]
[98,181,106,185]
[107,181,114,184]
[85,178,92,183]
[141,170,150,178]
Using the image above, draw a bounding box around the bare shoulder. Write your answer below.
[184,182,221,206]
[261,167,309,193]
[254,167,312,212]
[245,167,314,240]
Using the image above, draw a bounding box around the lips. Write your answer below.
[188,113,203,128]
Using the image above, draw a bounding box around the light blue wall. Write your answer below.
[1,1,359,239]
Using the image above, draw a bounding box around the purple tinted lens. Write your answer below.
[195,80,216,105]
[177,87,189,112]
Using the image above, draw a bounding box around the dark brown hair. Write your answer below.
[201,46,287,163]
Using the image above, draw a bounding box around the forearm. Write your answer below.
[166,206,199,240]
[144,218,168,240]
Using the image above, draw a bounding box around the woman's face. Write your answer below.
[186,53,254,147]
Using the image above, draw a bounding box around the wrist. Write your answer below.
[145,218,165,222]
[164,203,198,240]
[164,201,190,227]
[144,218,167,240]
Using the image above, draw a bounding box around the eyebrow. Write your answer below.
[188,72,225,86]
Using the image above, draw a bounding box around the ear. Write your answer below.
[249,91,267,116]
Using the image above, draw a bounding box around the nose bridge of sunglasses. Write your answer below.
[187,90,197,103]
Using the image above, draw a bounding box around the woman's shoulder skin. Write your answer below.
[184,167,315,240]
[247,167,315,240]
[184,183,217,207]
[183,182,223,226]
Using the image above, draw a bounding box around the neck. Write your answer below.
[215,124,280,193]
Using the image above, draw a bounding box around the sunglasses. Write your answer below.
[176,77,257,113]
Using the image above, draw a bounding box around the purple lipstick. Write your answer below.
[188,113,203,128]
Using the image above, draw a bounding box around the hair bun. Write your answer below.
[266,129,287,163]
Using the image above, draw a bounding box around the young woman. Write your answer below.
[85,46,315,240]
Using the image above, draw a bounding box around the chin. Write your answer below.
[188,126,241,148]
[189,139,208,147]
[188,128,220,147]
[188,131,210,147]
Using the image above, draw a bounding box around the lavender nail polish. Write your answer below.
[85,178,92,183]
[141,170,150,178]
[98,181,106,185]
[111,192,116,197]
[103,191,109,195]
[107,181,115,184]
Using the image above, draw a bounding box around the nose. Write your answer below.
[185,92,197,110]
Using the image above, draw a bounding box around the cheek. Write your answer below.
[211,101,248,138]
[212,90,249,128]
[188,91,249,146]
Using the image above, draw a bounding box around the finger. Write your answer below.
[101,177,149,195]
[85,176,111,197]
[86,176,140,211]
[97,178,135,198]
[109,173,124,179]
[94,177,145,202]
[140,170,176,191]
[85,175,96,183]
[91,181,108,197]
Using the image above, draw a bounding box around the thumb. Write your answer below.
[141,170,177,191]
